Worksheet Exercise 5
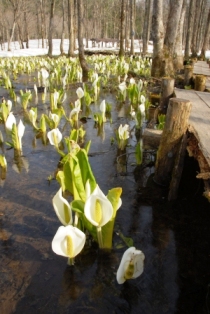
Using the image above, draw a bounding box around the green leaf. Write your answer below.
[11,124,20,151]
[135,141,143,165]
[84,140,91,154]
[71,199,97,240]
[56,170,66,192]
[118,231,134,247]
[1,102,9,122]
[69,129,78,142]
[77,149,97,193]
[102,187,122,249]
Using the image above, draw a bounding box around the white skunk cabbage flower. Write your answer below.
[49,112,60,128]
[76,87,84,99]
[5,112,16,131]
[139,104,145,119]
[137,79,143,92]
[116,247,145,284]
[52,188,73,226]
[119,81,126,92]
[40,68,49,79]
[17,119,25,149]
[100,99,106,122]
[129,78,135,85]
[100,99,106,113]
[52,225,86,258]
[47,128,62,146]
[7,100,12,112]
[34,84,38,96]
[69,107,81,120]
[118,124,129,140]
[140,94,146,104]
[84,185,113,227]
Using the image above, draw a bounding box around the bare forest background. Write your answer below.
[0,0,210,78]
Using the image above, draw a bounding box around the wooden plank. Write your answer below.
[193,61,210,76]
[174,88,210,167]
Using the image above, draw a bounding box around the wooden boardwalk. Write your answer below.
[175,88,210,165]
[174,87,210,199]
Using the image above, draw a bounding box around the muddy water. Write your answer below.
[0,77,210,314]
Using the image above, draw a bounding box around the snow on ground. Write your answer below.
[0,38,209,58]
[0,39,153,57]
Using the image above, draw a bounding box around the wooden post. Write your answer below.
[159,77,175,114]
[154,98,192,187]
[184,65,193,86]
[168,132,188,200]
[194,75,206,91]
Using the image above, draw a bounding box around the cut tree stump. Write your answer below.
[194,75,206,91]
[154,98,192,187]
[184,65,193,86]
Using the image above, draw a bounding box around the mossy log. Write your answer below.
[154,98,192,187]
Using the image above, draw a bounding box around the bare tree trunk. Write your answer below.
[200,9,210,59]
[17,21,24,48]
[7,0,23,51]
[196,0,208,54]
[130,0,135,55]
[191,0,203,56]
[60,0,66,55]
[24,11,29,48]
[67,0,75,56]
[184,0,196,59]
[151,0,164,77]
[163,0,183,76]
[40,0,46,48]
[119,0,126,58]
[77,0,89,82]
[48,0,55,57]
[142,0,153,55]
[125,0,130,51]
[74,0,78,50]
[8,20,16,51]
[173,0,187,70]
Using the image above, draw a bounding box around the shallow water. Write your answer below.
[0,74,210,314]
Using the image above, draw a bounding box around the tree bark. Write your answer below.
[48,0,55,57]
[200,9,210,59]
[142,0,153,55]
[191,0,203,56]
[60,0,66,55]
[119,0,126,58]
[7,0,23,51]
[184,0,196,59]
[67,0,75,56]
[173,0,187,70]
[40,0,46,49]
[77,0,89,82]
[151,0,164,77]
[130,0,135,55]
[163,0,183,76]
